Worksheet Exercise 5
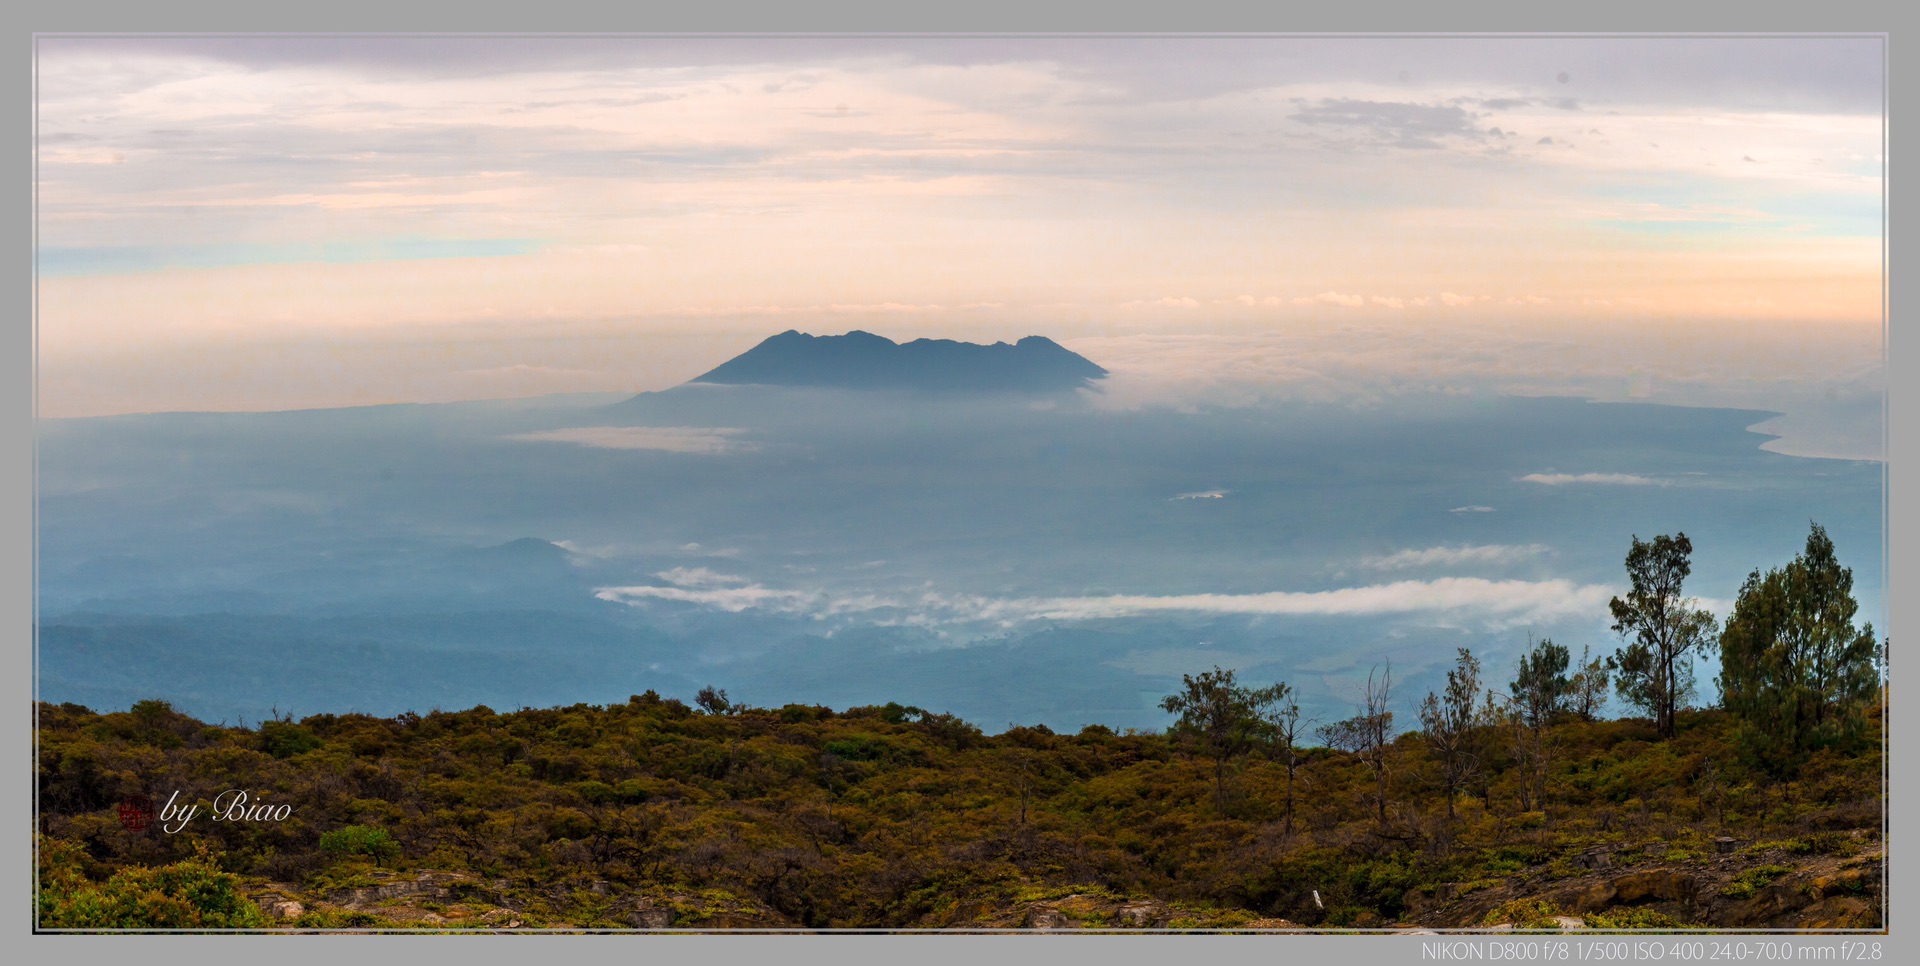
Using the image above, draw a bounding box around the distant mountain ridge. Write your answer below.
[689,330,1107,392]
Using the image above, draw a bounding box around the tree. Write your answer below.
[1499,638,1572,813]
[695,685,733,716]
[1266,686,1313,835]
[1419,649,1484,819]
[1318,663,1394,824]
[1717,522,1881,772]
[1510,637,1571,729]
[1609,532,1718,738]
[1160,666,1291,814]
[1567,645,1613,722]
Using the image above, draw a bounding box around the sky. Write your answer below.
[33,36,1886,456]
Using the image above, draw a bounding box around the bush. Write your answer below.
[259,720,324,759]
[1583,908,1701,930]
[1721,866,1793,899]
[318,825,401,865]
[1483,897,1563,928]
[38,840,268,929]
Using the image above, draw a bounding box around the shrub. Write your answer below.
[1483,897,1563,928]
[1583,908,1701,930]
[318,825,401,865]
[38,840,268,929]
[1721,866,1793,899]
[259,720,324,759]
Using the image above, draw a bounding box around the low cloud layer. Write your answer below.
[594,584,809,613]
[1519,472,1658,486]
[1362,544,1551,570]
[506,426,756,454]
[1018,578,1612,622]
[595,574,1616,628]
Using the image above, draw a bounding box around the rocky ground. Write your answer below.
[240,832,1883,932]
[1407,834,1884,931]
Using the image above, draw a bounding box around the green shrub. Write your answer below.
[1721,865,1793,899]
[38,841,268,929]
[1583,908,1701,930]
[1483,897,1563,928]
[291,909,388,928]
[259,720,324,759]
[318,825,401,865]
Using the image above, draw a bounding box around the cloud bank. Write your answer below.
[506,426,756,454]
[1519,472,1658,486]
[595,575,1616,627]
[1362,544,1551,570]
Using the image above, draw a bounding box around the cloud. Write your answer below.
[505,426,757,454]
[1294,291,1365,308]
[1439,292,1491,307]
[1173,489,1228,500]
[1362,544,1550,570]
[1370,295,1406,309]
[462,363,601,378]
[1013,577,1613,622]
[1119,296,1200,309]
[655,566,749,588]
[1519,472,1657,486]
[1449,505,1496,513]
[602,573,1615,628]
[1291,98,1489,149]
[596,583,810,613]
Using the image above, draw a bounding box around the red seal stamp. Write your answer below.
[117,794,156,832]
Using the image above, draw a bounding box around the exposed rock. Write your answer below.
[260,897,304,919]
[1243,917,1304,930]
[1024,908,1074,929]
[1799,897,1875,929]
[1568,870,1696,912]
[1575,851,1613,870]
[326,869,503,911]
[1406,840,1883,932]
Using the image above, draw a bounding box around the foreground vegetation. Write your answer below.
[34,525,1885,931]
[36,690,1883,931]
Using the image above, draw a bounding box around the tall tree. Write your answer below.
[1609,532,1718,738]
[1419,648,1484,819]
[1510,637,1571,729]
[1160,666,1290,814]
[1718,522,1882,772]
[1506,637,1571,812]
[1567,645,1613,722]
[1318,664,1394,824]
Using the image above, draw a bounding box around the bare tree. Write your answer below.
[1567,645,1613,722]
[1492,691,1552,813]
[1318,663,1394,824]
[1265,685,1315,835]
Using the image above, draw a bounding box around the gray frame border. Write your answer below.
[11,3,1906,966]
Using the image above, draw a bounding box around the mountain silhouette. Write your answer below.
[689,330,1107,392]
